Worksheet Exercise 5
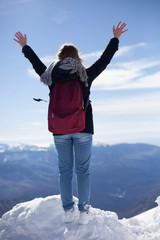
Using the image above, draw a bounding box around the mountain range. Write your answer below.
[0,143,160,218]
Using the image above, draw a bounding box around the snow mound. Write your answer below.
[0,195,135,240]
[122,196,160,240]
[1,195,160,240]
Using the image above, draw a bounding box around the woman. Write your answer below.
[14,21,128,224]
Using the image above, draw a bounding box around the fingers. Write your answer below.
[116,21,121,29]
[116,22,127,29]
[120,23,127,30]
[13,38,19,43]
[13,31,27,47]
[24,34,27,41]
[120,23,128,33]
[116,22,128,33]
[122,29,128,33]
[14,31,23,41]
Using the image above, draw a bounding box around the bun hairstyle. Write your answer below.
[57,44,82,62]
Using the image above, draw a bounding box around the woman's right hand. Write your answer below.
[113,21,128,39]
[13,32,27,47]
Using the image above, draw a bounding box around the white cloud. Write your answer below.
[27,68,39,79]
[40,55,57,64]
[92,59,160,90]
[81,51,102,61]
[93,105,160,146]
[129,71,160,89]
[94,98,160,116]
[92,90,160,146]
[81,42,147,64]
[115,42,147,58]
[93,93,160,115]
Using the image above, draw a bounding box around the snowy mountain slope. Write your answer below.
[132,205,158,224]
[0,195,135,240]
[122,196,160,240]
[0,195,160,240]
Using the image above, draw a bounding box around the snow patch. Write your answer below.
[1,195,160,240]
[0,195,135,240]
[122,197,160,240]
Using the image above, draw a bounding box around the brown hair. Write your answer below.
[57,44,82,62]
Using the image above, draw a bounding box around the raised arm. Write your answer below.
[13,32,47,76]
[86,21,128,86]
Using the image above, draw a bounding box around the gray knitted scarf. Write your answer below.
[40,57,88,87]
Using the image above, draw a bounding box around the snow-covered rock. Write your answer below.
[1,195,160,240]
[0,195,135,240]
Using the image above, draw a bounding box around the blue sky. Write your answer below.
[0,0,160,146]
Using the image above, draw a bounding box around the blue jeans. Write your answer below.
[54,133,92,212]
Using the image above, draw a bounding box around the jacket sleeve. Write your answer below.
[86,37,119,86]
[22,45,47,77]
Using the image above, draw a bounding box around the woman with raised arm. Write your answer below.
[14,21,128,225]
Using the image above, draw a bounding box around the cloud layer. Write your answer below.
[92,60,160,90]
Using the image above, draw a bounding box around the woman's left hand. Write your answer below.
[113,21,128,39]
